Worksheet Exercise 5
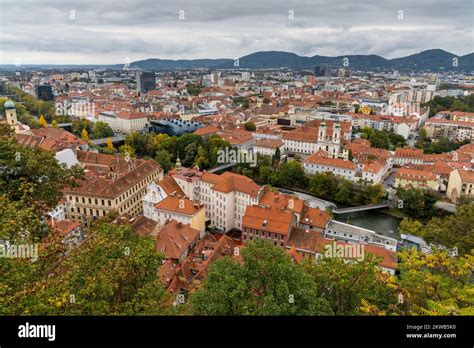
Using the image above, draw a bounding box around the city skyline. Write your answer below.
[1,0,473,64]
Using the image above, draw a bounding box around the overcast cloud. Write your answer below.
[0,0,472,64]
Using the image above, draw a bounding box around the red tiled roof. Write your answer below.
[304,151,356,170]
[300,207,331,229]
[396,168,436,182]
[255,138,284,149]
[155,195,203,216]
[157,176,185,197]
[156,219,200,260]
[394,148,424,159]
[242,205,293,235]
[259,189,305,215]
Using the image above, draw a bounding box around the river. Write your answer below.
[281,189,402,240]
[334,210,402,240]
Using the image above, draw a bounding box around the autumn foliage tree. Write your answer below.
[0,223,174,315]
[38,115,48,127]
[0,135,83,242]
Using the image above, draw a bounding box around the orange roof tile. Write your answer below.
[156,220,200,260]
[242,205,293,235]
[396,168,436,182]
[304,151,356,170]
[155,195,203,216]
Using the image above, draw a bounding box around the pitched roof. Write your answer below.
[396,168,436,182]
[259,189,305,215]
[255,138,285,149]
[157,176,185,197]
[300,207,331,229]
[394,148,424,159]
[50,219,81,236]
[113,214,158,235]
[363,161,384,174]
[130,215,159,235]
[193,125,219,136]
[218,130,254,145]
[156,219,201,260]
[304,151,356,170]
[211,172,262,198]
[65,152,162,198]
[242,205,293,235]
[15,128,86,152]
[457,169,474,183]
[158,259,179,285]
[155,195,203,216]
[287,227,397,270]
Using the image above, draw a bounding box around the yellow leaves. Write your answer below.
[38,115,47,127]
[359,298,387,316]
[81,128,89,141]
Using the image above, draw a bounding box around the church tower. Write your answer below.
[175,156,182,173]
[4,100,18,125]
[319,118,326,142]
[333,121,341,145]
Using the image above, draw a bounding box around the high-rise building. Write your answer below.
[210,72,219,84]
[314,66,326,77]
[241,71,251,82]
[36,85,54,101]
[136,71,156,94]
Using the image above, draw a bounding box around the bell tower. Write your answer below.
[4,100,17,125]
[319,118,326,142]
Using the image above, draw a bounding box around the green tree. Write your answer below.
[422,205,474,255]
[398,218,425,236]
[155,150,173,172]
[0,222,174,315]
[388,133,406,148]
[0,136,83,242]
[72,119,92,136]
[272,147,281,164]
[360,127,374,140]
[334,179,352,204]
[277,161,308,188]
[396,187,440,219]
[396,249,473,315]
[243,121,256,131]
[124,131,150,156]
[191,240,329,315]
[308,172,338,199]
[176,134,203,160]
[182,142,198,167]
[369,131,390,149]
[92,121,114,139]
[304,254,398,315]
[194,145,209,169]
[119,144,136,158]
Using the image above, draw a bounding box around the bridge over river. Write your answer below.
[332,203,390,214]
[275,187,390,213]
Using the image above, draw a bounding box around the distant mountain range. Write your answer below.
[127,49,473,72]
[1,49,472,72]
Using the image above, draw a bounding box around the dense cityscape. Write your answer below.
[1,58,472,315]
[0,0,473,345]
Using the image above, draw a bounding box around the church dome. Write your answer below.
[4,100,15,109]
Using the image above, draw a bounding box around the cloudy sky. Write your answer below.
[0,0,472,64]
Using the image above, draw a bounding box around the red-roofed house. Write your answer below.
[303,150,357,180]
